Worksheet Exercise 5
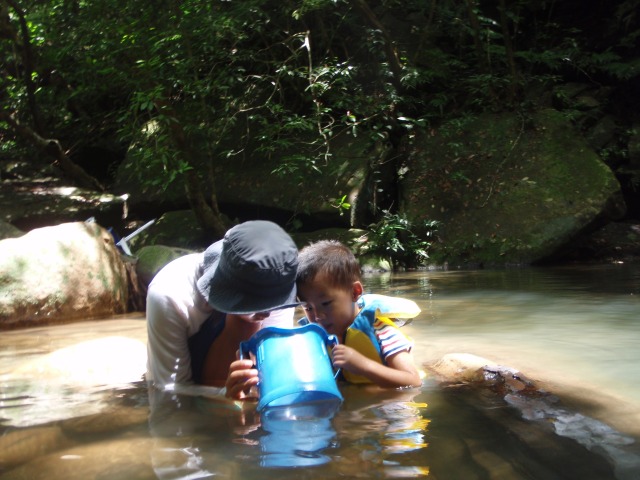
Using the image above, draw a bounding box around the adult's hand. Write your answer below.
[225,358,259,400]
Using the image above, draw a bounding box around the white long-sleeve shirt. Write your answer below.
[145,252,294,389]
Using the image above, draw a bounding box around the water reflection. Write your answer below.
[147,387,250,479]
[257,401,340,468]
[2,264,640,479]
[144,385,430,477]
[330,386,430,477]
[147,388,341,476]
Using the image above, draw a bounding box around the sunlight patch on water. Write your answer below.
[1,336,146,427]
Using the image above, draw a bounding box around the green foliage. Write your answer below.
[362,211,439,270]
[2,0,638,239]
[331,194,351,216]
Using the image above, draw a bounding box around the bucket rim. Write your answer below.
[240,323,337,358]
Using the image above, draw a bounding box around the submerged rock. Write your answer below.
[0,437,158,480]
[0,427,73,472]
[60,405,149,436]
[426,352,640,480]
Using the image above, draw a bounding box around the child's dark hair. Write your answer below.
[297,240,361,290]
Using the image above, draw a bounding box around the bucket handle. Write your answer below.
[324,334,343,379]
[238,340,251,361]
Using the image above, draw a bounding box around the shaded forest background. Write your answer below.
[1,0,639,262]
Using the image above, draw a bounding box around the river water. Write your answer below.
[1,263,639,479]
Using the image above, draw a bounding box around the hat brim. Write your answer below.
[206,283,300,314]
[197,241,300,314]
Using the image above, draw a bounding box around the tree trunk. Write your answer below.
[0,110,104,191]
[350,0,403,89]
[184,168,227,241]
[156,101,227,241]
[497,0,519,103]
[464,0,487,71]
[6,0,44,135]
[413,0,439,64]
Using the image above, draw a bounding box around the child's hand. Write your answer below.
[225,358,259,400]
[331,344,368,375]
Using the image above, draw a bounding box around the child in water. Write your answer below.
[296,240,422,388]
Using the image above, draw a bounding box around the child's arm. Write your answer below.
[332,345,422,388]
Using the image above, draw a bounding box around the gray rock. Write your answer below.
[0,220,23,240]
[0,222,129,328]
[399,109,625,265]
[127,210,208,251]
[587,114,618,151]
[135,244,194,289]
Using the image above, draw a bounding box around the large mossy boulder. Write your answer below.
[128,210,209,252]
[0,222,128,328]
[135,244,193,289]
[400,109,626,266]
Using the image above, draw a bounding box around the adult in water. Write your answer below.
[145,220,299,398]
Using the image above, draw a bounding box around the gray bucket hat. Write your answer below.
[196,220,299,314]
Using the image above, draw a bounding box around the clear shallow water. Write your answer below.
[375,265,640,410]
[1,264,639,479]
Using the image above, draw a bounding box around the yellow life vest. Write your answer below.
[342,294,420,384]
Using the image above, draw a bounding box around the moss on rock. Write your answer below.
[400,109,625,266]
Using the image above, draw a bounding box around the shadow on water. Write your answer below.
[1,263,640,478]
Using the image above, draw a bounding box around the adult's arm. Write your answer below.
[146,288,193,387]
[145,253,211,388]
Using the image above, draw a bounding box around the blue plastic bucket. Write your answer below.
[239,324,343,411]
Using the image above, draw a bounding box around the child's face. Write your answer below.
[297,272,362,337]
